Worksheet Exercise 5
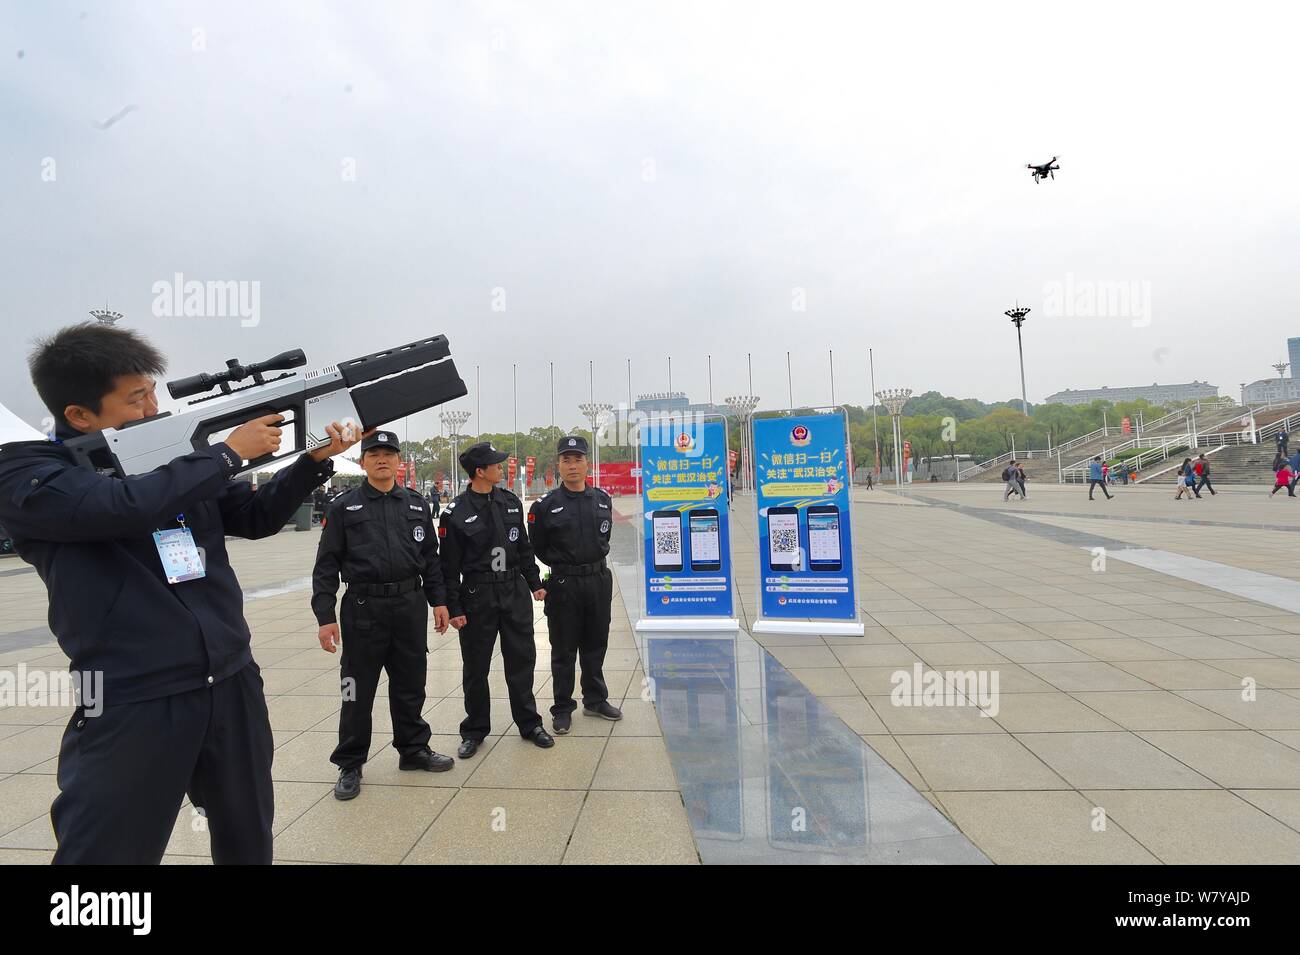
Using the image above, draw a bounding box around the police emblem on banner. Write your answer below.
[413,525,425,542]
[508,527,519,541]
[600,519,610,534]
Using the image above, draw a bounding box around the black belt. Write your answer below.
[549,559,606,576]
[463,567,521,585]
[348,577,421,597]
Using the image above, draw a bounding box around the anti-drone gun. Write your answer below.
[65,335,468,477]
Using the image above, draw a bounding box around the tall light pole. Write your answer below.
[869,348,881,479]
[578,402,613,488]
[512,363,519,492]
[1006,306,1031,415]
[877,388,912,490]
[725,394,760,494]
[440,409,471,497]
[1272,362,1289,407]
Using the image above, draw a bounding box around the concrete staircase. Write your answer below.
[958,400,1247,485]
[1141,444,1277,485]
[1139,404,1300,485]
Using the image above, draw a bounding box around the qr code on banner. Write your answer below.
[654,530,681,555]
[772,528,798,554]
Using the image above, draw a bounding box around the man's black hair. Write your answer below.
[29,322,166,425]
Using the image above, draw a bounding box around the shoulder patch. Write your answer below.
[346,504,363,511]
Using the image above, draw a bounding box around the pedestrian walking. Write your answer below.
[1272,462,1295,497]
[1001,461,1021,501]
[1087,457,1112,500]
[1194,453,1216,496]
[1174,458,1197,500]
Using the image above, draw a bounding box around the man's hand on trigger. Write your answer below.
[226,414,285,462]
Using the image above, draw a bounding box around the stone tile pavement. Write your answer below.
[0,526,698,865]
[723,483,1300,864]
[3,479,1299,864]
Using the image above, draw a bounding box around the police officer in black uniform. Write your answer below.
[313,431,454,800]
[528,435,623,735]
[440,441,553,755]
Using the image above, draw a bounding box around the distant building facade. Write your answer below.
[1043,381,1219,406]
[1242,377,1300,404]
[633,392,731,417]
[1288,338,1300,377]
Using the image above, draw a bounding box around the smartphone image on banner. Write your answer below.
[651,510,684,573]
[766,506,802,572]
[688,508,722,572]
[807,505,842,572]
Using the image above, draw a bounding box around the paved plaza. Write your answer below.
[2,480,1299,864]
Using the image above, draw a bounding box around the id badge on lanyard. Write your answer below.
[153,513,206,584]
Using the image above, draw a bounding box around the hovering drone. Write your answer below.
[1027,156,1060,183]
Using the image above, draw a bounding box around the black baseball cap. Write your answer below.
[459,441,509,476]
[557,434,589,456]
[361,430,401,454]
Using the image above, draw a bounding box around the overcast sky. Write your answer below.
[3,0,1297,437]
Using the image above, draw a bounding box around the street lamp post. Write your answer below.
[1005,306,1031,415]
[876,388,912,490]
[578,402,614,489]
[439,410,472,497]
[724,394,760,494]
[1272,362,1289,409]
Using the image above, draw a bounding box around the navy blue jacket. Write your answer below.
[0,424,333,705]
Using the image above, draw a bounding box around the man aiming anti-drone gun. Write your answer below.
[0,321,467,865]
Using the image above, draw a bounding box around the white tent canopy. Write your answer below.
[0,402,47,444]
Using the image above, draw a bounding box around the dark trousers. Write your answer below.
[545,568,613,715]
[332,588,431,770]
[51,662,273,865]
[1088,479,1111,499]
[458,575,542,740]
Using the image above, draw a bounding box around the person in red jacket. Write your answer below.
[1271,463,1294,497]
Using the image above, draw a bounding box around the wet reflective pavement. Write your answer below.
[611,530,990,864]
